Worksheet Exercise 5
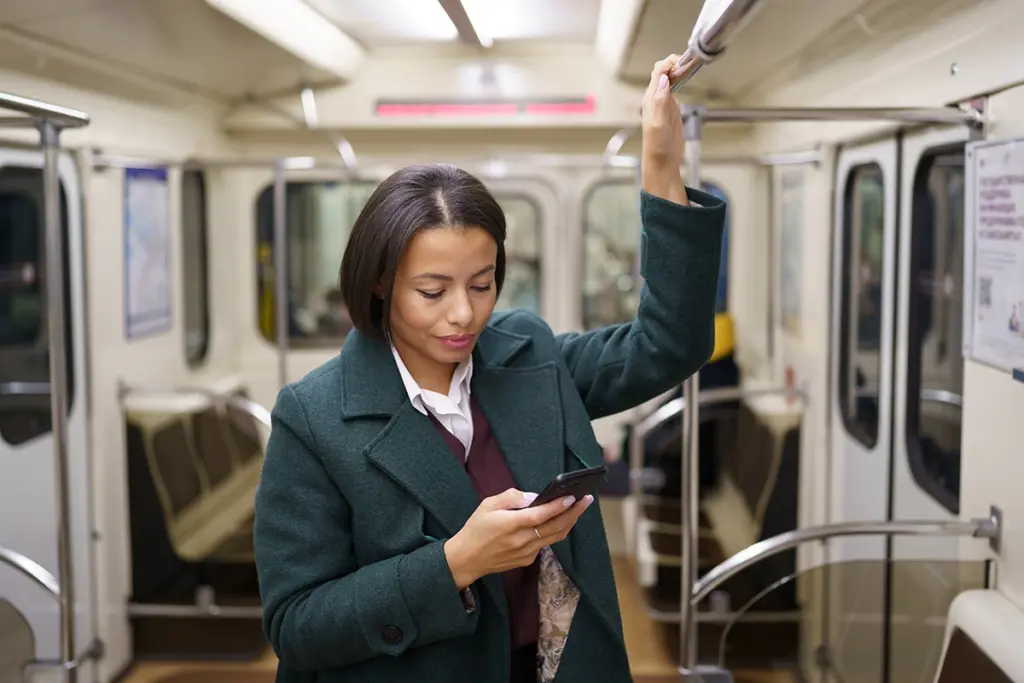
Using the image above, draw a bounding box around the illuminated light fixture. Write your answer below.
[374,95,596,118]
[204,0,364,79]
[282,156,316,170]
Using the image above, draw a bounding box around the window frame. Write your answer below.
[254,179,381,347]
[904,144,965,514]
[579,178,730,330]
[0,165,74,446]
[489,190,544,316]
[838,162,886,450]
[181,168,210,368]
[254,179,547,347]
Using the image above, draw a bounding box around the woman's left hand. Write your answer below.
[641,55,687,204]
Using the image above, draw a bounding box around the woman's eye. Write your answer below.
[471,283,493,293]
[417,290,444,300]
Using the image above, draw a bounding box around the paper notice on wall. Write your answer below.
[965,138,1024,372]
[124,167,172,340]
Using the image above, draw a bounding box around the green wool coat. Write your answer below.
[253,186,726,683]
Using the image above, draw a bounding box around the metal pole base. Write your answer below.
[679,665,734,682]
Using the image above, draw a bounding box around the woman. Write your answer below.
[254,55,726,683]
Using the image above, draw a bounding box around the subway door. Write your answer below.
[0,150,96,676]
[888,127,987,683]
[483,176,562,332]
[827,138,898,683]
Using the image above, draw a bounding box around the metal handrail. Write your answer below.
[0,545,106,675]
[669,0,766,91]
[116,382,272,429]
[691,513,1002,605]
[0,544,60,597]
[632,385,807,438]
[0,92,90,128]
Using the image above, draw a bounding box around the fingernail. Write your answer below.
[585,495,594,505]
[562,496,576,509]
[522,492,538,506]
[658,74,668,91]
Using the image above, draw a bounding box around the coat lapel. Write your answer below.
[339,331,480,540]
[362,402,482,539]
[471,328,576,576]
[339,321,577,591]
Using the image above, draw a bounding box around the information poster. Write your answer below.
[779,169,805,336]
[124,167,172,339]
[965,138,1024,371]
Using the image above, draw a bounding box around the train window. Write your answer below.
[492,194,541,314]
[838,163,885,448]
[181,170,209,367]
[906,147,965,513]
[582,180,730,329]
[255,181,378,346]
[0,166,74,446]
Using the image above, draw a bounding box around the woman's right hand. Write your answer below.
[444,488,594,589]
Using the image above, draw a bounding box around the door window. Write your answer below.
[0,166,74,445]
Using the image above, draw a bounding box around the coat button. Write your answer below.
[381,625,403,645]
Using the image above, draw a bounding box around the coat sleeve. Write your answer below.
[556,186,725,419]
[253,386,480,672]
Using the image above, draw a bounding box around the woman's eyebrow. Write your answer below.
[412,265,495,281]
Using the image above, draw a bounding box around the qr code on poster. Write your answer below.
[978,276,993,308]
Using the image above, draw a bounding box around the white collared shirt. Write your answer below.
[391,347,475,458]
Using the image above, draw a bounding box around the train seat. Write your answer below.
[934,589,1024,682]
[0,600,33,683]
[124,390,263,566]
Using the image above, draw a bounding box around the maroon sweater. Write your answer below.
[427,396,540,651]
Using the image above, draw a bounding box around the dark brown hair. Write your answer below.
[339,163,506,339]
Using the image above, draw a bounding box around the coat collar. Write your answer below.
[335,316,602,641]
[338,320,532,420]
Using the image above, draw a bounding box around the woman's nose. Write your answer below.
[447,292,474,326]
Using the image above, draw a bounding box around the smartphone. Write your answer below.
[528,465,607,508]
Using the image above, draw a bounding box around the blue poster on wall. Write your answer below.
[124,167,172,339]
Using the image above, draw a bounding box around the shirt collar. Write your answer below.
[391,346,473,409]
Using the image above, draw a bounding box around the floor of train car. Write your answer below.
[120,559,795,683]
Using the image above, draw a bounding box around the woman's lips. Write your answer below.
[438,334,475,350]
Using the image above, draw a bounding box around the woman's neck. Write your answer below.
[393,341,455,395]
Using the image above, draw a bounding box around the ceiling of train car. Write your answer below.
[0,0,982,110]
[622,0,879,98]
[308,0,601,45]
[623,0,989,100]
[0,0,333,103]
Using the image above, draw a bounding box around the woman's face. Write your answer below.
[388,225,498,376]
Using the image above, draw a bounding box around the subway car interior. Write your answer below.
[2,0,1024,681]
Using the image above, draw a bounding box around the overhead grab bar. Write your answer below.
[691,512,1002,605]
[669,0,766,91]
[0,92,90,128]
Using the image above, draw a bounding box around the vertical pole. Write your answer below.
[39,118,77,682]
[273,161,288,389]
[678,104,703,677]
